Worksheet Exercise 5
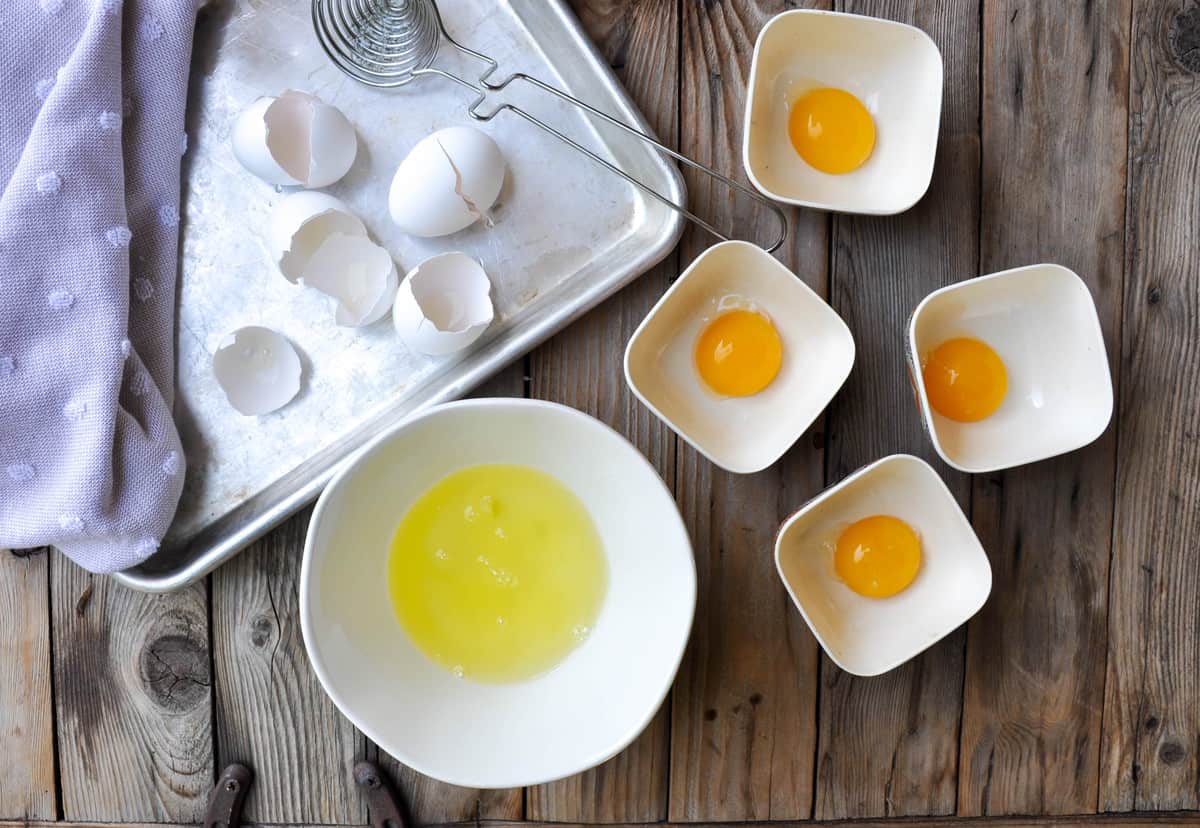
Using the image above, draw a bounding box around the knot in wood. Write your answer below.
[139,616,210,712]
[1159,741,1187,765]
[249,613,275,648]
[1170,5,1200,72]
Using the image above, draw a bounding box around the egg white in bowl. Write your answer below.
[300,398,695,788]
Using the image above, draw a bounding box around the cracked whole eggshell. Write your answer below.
[388,126,506,237]
[212,326,302,416]
[393,252,495,355]
[269,192,398,326]
[232,90,357,188]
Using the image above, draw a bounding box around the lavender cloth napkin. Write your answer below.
[0,0,199,572]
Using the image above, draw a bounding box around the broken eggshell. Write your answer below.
[212,326,302,416]
[393,252,495,356]
[303,232,399,326]
[388,126,506,237]
[232,90,357,188]
[269,191,366,281]
[269,192,398,326]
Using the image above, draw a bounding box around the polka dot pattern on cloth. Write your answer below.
[161,451,180,476]
[6,463,35,482]
[0,357,14,378]
[62,398,88,421]
[132,277,154,301]
[58,514,85,534]
[47,289,75,310]
[157,204,180,228]
[98,110,122,130]
[138,15,165,43]
[105,225,132,248]
[36,171,61,194]
[39,0,65,14]
[35,77,55,100]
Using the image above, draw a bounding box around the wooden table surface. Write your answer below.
[4,1,1199,827]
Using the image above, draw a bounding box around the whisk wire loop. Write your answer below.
[311,0,788,252]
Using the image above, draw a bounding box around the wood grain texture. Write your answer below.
[51,561,212,821]
[7,818,1200,828]
[527,0,678,820]
[813,0,980,819]
[0,550,55,820]
[1099,0,1200,812]
[212,508,366,824]
[958,0,1130,816]
[668,0,826,820]
[372,366,526,824]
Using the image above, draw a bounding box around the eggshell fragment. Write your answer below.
[212,326,302,416]
[393,252,494,356]
[302,233,399,327]
[232,90,357,188]
[269,192,366,282]
[388,127,506,237]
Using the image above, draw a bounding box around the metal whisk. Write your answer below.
[312,0,788,252]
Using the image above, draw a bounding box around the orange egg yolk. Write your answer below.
[694,309,783,397]
[834,515,922,599]
[922,337,1008,423]
[788,87,876,175]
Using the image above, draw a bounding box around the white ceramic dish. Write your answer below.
[624,241,854,474]
[300,399,696,788]
[907,263,1113,473]
[775,454,991,677]
[742,10,943,214]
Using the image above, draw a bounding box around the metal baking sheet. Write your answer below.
[114,0,684,591]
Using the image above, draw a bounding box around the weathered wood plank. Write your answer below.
[813,0,980,819]
[212,508,367,824]
[51,560,212,821]
[527,0,678,820]
[8,814,1200,828]
[373,366,527,823]
[958,0,1130,816]
[668,0,826,820]
[0,550,55,820]
[1099,0,1200,812]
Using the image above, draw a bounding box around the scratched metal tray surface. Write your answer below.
[114,0,684,590]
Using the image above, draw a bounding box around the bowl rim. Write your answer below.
[623,239,855,474]
[773,453,992,676]
[299,397,697,789]
[741,8,945,214]
[906,262,1115,473]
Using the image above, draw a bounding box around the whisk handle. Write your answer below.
[470,71,789,254]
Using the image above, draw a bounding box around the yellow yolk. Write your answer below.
[922,337,1008,423]
[694,309,783,397]
[788,87,876,175]
[834,515,922,599]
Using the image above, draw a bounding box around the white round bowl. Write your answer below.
[300,398,696,788]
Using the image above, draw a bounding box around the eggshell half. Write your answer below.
[232,90,357,188]
[303,233,399,327]
[212,326,302,416]
[388,127,506,237]
[393,252,494,355]
[269,192,366,282]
